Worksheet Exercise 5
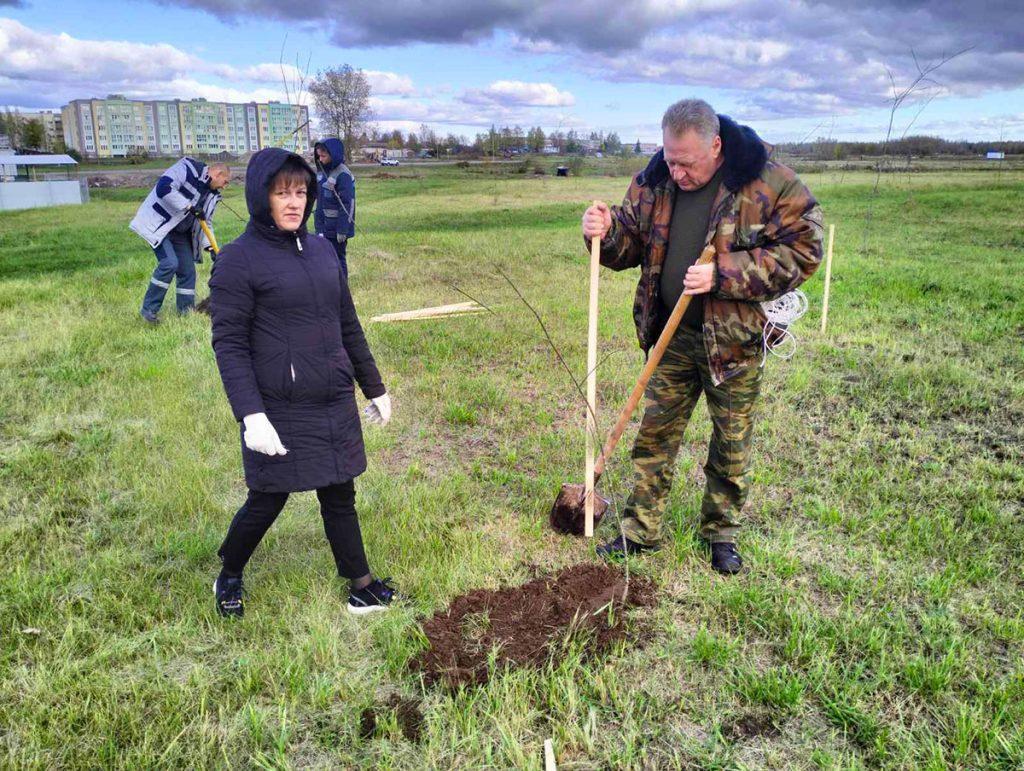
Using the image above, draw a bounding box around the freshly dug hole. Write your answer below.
[414,563,654,687]
[359,695,424,742]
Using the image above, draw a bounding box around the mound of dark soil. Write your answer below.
[414,563,655,687]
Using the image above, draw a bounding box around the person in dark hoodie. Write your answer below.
[208,147,395,618]
[313,138,356,277]
[582,99,823,573]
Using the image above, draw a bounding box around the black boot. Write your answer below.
[596,535,658,560]
[710,542,743,575]
[214,572,244,618]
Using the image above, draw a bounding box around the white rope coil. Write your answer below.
[760,289,808,364]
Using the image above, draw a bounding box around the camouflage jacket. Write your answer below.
[592,115,824,385]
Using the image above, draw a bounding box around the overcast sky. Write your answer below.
[1,0,1022,142]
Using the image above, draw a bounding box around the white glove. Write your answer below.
[242,413,288,456]
[363,393,392,426]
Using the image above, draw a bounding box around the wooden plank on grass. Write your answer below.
[370,301,486,323]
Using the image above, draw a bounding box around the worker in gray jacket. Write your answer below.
[313,138,355,277]
[130,158,230,322]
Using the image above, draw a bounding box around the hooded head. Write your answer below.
[245,148,317,239]
[314,137,346,172]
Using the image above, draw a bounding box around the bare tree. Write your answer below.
[1,108,23,147]
[278,35,312,153]
[418,122,440,156]
[309,65,373,163]
[874,47,972,192]
[861,47,971,252]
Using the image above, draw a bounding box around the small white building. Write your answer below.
[986,151,1006,160]
[358,143,411,161]
[0,154,88,211]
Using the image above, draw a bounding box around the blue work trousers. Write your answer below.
[141,230,196,315]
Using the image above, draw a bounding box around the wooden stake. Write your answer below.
[820,223,835,334]
[544,738,557,771]
[585,202,601,538]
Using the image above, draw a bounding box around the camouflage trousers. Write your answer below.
[620,325,763,546]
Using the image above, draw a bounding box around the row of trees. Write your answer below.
[353,125,632,156]
[467,127,626,155]
[779,135,1023,160]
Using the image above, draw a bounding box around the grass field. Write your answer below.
[1,165,1022,769]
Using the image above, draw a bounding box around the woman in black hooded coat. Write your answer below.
[208,147,395,617]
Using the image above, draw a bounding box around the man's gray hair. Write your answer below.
[209,162,231,174]
[662,99,719,143]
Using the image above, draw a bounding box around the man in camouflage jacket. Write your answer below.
[582,99,823,573]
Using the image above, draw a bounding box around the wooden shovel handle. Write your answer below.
[594,243,716,477]
[199,218,220,255]
[584,203,601,537]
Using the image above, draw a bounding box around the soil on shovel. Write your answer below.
[414,563,655,687]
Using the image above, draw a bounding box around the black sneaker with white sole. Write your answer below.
[214,573,244,618]
[710,542,743,575]
[347,577,397,615]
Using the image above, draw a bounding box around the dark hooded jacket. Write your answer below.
[590,115,823,385]
[209,148,385,493]
[314,137,356,242]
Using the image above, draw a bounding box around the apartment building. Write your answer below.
[19,110,64,151]
[61,95,310,159]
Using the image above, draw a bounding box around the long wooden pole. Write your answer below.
[585,202,601,538]
[820,223,835,334]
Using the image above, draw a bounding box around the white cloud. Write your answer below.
[368,94,583,132]
[0,18,195,83]
[364,70,416,96]
[462,80,575,107]
[0,19,416,109]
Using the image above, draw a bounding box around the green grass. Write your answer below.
[1,166,1022,768]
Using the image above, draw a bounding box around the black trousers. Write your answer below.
[218,481,370,579]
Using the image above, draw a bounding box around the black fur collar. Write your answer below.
[637,114,769,193]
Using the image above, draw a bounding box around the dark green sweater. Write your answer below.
[659,165,724,327]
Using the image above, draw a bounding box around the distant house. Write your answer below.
[635,142,659,154]
[541,143,559,155]
[359,143,410,161]
[986,150,1006,160]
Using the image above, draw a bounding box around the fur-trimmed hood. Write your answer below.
[638,114,771,193]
